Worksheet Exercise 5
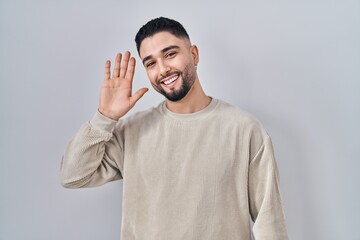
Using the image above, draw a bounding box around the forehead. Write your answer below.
[139,31,190,59]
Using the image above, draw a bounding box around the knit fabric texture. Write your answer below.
[60,99,288,240]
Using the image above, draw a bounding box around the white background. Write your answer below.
[1,0,359,239]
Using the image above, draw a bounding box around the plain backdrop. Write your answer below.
[1,0,359,239]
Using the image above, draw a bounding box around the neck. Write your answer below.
[165,78,211,114]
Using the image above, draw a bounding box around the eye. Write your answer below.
[145,61,155,68]
[166,51,177,58]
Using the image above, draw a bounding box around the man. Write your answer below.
[60,17,288,239]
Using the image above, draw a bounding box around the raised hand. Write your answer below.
[99,52,148,121]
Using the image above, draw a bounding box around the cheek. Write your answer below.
[175,56,192,70]
[146,69,158,83]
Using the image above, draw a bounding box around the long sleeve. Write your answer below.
[60,111,123,188]
[248,136,288,239]
[59,99,289,239]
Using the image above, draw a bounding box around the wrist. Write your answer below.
[91,111,118,133]
[98,108,119,121]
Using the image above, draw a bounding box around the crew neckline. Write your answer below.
[159,98,219,121]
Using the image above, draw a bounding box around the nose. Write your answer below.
[158,60,171,77]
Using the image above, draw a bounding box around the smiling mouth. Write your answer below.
[160,74,179,86]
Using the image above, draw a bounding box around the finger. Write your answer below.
[119,51,130,79]
[112,53,122,78]
[104,60,111,80]
[130,88,149,106]
[125,57,136,82]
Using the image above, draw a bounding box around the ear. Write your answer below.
[190,45,199,65]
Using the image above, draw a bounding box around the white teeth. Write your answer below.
[163,75,178,85]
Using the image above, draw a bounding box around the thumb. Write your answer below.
[130,87,149,106]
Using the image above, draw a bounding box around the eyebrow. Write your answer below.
[142,45,180,65]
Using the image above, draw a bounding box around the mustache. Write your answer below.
[157,71,181,84]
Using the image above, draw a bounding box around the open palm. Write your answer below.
[99,52,148,121]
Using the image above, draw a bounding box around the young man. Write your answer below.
[60,17,288,239]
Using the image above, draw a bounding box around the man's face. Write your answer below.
[139,31,199,102]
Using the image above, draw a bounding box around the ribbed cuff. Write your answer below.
[89,110,118,133]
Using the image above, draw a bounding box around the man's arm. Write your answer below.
[60,111,121,188]
[248,133,288,239]
[60,52,148,188]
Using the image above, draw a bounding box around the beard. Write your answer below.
[152,64,196,102]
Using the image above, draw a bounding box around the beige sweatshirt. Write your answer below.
[60,99,288,240]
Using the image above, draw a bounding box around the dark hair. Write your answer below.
[135,17,190,54]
